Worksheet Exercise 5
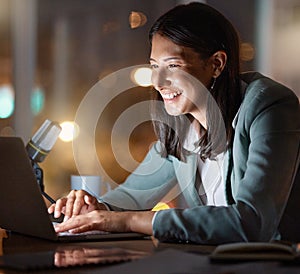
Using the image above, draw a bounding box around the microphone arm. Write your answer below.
[32,161,64,223]
[32,162,56,204]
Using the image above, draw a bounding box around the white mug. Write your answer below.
[70,175,111,198]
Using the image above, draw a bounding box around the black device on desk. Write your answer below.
[0,137,145,242]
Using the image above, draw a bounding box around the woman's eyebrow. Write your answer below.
[149,56,182,62]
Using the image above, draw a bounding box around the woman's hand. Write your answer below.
[48,190,107,222]
[54,210,155,235]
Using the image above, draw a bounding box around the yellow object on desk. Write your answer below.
[151,202,170,212]
[0,228,8,256]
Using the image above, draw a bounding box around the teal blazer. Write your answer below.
[101,72,300,244]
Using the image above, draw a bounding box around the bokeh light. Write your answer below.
[131,67,152,87]
[0,126,15,136]
[0,84,14,119]
[59,121,79,142]
[240,42,255,61]
[31,87,45,115]
[129,11,147,29]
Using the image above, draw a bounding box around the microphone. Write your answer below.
[27,120,62,205]
[26,119,62,163]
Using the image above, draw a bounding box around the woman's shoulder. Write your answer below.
[241,72,297,100]
[240,72,298,103]
[239,72,299,113]
[235,72,299,129]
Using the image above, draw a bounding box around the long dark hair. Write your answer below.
[149,2,243,161]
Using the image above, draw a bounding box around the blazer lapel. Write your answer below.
[173,153,202,207]
[223,148,235,205]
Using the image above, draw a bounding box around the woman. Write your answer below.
[50,2,300,244]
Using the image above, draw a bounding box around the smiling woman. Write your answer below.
[49,2,300,245]
[149,33,226,129]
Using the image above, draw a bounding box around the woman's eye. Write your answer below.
[150,63,180,70]
[168,64,180,69]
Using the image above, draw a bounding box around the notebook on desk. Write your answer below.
[0,136,145,242]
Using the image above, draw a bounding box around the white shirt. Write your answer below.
[197,153,227,206]
[151,97,243,225]
[183,122,227,206]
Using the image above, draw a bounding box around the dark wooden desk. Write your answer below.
[1,230,300,274]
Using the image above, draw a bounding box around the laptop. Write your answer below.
[0,136,145,242]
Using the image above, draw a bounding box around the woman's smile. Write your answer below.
[160,90,183,101]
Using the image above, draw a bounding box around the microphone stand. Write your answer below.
[32,162,56,204]
[32,162,64,223]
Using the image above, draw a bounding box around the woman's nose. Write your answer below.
[151,69,171,89]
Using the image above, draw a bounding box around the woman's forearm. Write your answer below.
[128,210,156,235]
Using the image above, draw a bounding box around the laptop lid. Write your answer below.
[0,137,145,242]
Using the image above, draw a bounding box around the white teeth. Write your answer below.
[161,91,182,99]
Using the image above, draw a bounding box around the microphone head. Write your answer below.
[26,119,62,162]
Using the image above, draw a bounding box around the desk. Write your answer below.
[1,231,300,273]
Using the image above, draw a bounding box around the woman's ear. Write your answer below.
[211,51,227,77]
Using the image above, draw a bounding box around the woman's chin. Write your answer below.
[165,106,183,116]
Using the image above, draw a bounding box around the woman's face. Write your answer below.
[150,34,215,126]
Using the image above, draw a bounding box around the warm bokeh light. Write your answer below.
[132,67,152,87]
[0,84,14,119]
[0,126,15,137]
[151,202,170,212]
[59,121,79,142]
[240,42,255,61]
[129,11,147,29]
[102,21,120,34]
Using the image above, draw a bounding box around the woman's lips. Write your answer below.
[161,90,182,101]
